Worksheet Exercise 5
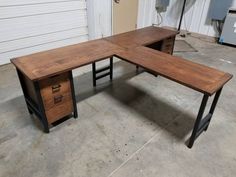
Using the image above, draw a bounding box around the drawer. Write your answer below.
[42,92,72,111]
[40,72,71,96]
[45,96,73,124]
[38,72,74,123]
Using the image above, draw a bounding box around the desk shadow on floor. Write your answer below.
[73,61,197,142]
[105,82,196,141]
[74,61,138,102]
[3,61,197,140]
[0,95,44,133]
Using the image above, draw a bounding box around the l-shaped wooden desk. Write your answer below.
[11,26,232,148]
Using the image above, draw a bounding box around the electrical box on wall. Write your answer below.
[220,8,236,46]
[208,0,233,20]
[155,0,170,13]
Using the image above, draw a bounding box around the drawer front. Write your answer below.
[42,92,72,111]
[40,72,71,97]
[161,37,175,54]
[45,98,73,124]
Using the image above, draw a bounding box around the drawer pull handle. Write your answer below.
[54,95,63,104]
[52,84,61,93]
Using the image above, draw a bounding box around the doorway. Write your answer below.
[112,0,139,35]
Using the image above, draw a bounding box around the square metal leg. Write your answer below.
[69,71,78,118]
[188,88,223,148]
[92,62,96,87]
[110,57,113,80]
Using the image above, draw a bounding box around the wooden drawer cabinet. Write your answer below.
[145,35,175,55]
[17,70,77,133]
[39,72,74,124]
[161,36,175,54]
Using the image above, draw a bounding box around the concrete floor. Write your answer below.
[0,35,236,177]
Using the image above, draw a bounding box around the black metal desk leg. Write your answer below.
[16,69,33,115]
[92,62,96,87]
[205,88,222,131]
[92,58,113,87]
[34,81,49,133]
[69,71,78,118]
[188,88,223,148]
[110,57,113,80]
[188,94,209,148]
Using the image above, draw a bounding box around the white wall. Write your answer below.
[87,0,112,39]
[2,0,235,65]
[138,0,236,37]
[0,0,88,65]
[88,0,236,38]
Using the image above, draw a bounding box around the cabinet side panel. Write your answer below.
[23,76,38,104]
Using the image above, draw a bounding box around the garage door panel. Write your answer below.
[0,28,88,53]
[0,0,81,6]
[0,0,88,65]
[0,14,87,42]
[0,35,88,65]
[0,10,87,31]
[0,1,86,19]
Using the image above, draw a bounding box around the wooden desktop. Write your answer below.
[11,26,232,148]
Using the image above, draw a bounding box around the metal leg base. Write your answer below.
[92,57,113,87]
[188,88,222,148]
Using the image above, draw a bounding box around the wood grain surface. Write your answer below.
[104,26,177,48]
[11,26,232,95]
[115,46,232,95]
[11,39,123,81]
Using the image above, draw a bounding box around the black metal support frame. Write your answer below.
[16,69,33,115]
[92,57,113,87]
[16,69,49,132]
[34,81,50,133]
[178,0,187,32]
[16,69,78,133]
[188,88,223,148]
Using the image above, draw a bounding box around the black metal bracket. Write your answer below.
[92,57,113,87]
[188,88,223,148]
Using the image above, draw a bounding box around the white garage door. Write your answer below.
[0,0,88,65]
